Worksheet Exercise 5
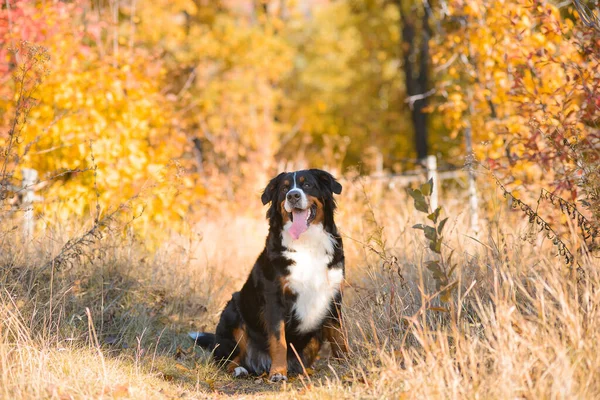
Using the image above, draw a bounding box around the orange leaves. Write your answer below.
[3,0,593,237]
[432,0,598,191]
[0,1,203,237]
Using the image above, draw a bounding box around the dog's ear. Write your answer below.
[261,172,286,205]
[311,169,342,195]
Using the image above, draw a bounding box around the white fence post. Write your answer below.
[464,125,480,236]
[426,155,439,211]
[22,168,38,241]
[374,148,384,200]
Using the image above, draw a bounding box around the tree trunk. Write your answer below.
[398,1,431,160]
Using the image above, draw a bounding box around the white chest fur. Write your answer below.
[282,223,344,333]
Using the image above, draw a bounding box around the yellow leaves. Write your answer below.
[432,0,595,181]
[463,1,481,17]
[518,15,532,31]
[0,8,197,235]
[147,164,164,179]
[492,136,504,148]
[205,378,216,391]
[531,33,547,48]
[448,93,463,104]
[316,100,328,113]
[564,18,575,32]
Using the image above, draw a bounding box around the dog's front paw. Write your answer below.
[233,366,249,378]
[269,372,287,382]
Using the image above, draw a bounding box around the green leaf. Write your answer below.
[446,249,455,268]
[421,178,433,196]
[407,188,421,201]
[427,207,441,224]
[426,261,444,279]
[424,226,437,241]
[448,264,457,278]
[407,188,429,213]
[438,217,449,234]
[412,224,426,230]
[430,237,442,254]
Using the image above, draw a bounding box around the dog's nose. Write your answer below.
[287,191,301,202]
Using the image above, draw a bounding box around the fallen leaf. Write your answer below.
[205,379,215,390]
[174,346,188,360]
[103,384,130,398]
[175,363,191,372]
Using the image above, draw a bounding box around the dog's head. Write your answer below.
[261,169,342,239]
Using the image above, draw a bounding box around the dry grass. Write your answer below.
[1,177,599,399]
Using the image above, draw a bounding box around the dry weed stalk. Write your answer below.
[0,42,49,195]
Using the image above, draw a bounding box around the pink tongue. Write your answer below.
[289,209,309,240]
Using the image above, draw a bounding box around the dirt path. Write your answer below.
[144,337,351,399]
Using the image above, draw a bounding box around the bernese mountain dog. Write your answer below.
[190,169,347,382]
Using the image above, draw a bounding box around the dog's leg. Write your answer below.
[267,320,288,382]
[287,335,323,376]
[262,278,289,382]
[225,326,248,377]
[323,323,347,358]
[324,297,348,358]
[302,336,322,367]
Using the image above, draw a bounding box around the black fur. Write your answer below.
[193,332,216,349]
[194,169,346,379]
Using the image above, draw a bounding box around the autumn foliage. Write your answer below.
[2,2,600,398]
[433,0,599,203]
[1,0,599,232]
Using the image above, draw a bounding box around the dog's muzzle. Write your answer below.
[285,189,307,212]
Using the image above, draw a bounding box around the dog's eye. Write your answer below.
[303,183,311,189]
[282,186,289,193]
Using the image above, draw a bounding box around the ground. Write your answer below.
[2,183,600,398]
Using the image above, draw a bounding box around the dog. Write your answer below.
[190,169,347,382]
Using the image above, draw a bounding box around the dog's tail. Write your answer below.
[188,332,216,349]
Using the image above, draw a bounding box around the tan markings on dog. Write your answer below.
[280,200,290,224]
[302,336,322,367]
[268,321,288,378]
[299,176,305,183]
[257,309,269,331]
[324,301,348,358]
[323,321,348,358]
[279,276,293,296]
[226,326,248,373]
[324,324,347,358]
[306,195,324,225]
[283,179,290,187]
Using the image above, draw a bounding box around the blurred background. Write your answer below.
[1,2,600,397]
[1,0,597,235]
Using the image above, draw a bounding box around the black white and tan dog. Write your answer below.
[190,169,347,382]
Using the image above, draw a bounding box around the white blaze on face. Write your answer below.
[284,172,308,212]
[284,172,310,240]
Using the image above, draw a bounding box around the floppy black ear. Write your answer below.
[261,172,286,205]
[310,169,342,195]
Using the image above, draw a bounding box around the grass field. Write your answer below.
[1,177,599,399]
